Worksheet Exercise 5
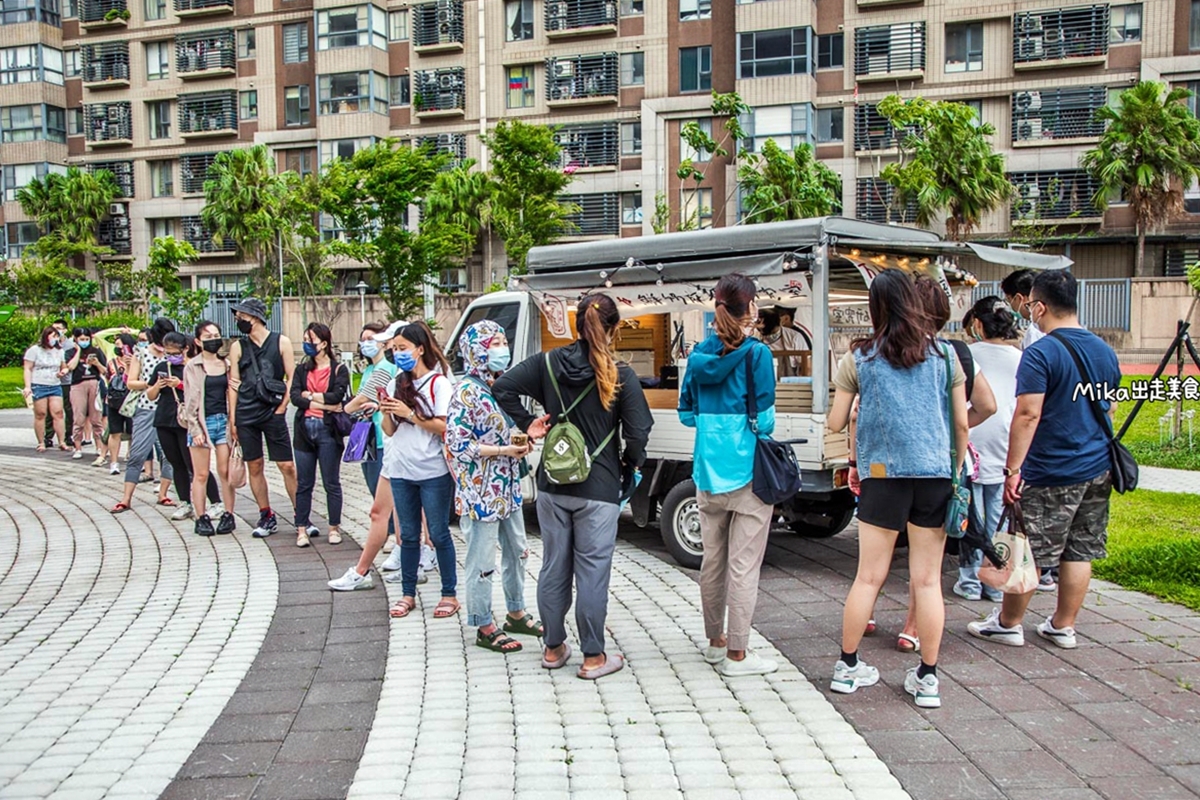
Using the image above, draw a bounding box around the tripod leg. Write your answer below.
[1116,321,1190,441]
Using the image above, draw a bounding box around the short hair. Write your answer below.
[361,320,387,335]
[72,326,89,338]
[53,318,68,328]
[758,308,781,336]
[1031,269,1077,315]
[162,331,190,350]
[1000,269,1036,299]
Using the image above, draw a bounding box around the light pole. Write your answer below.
[354,280,369,327]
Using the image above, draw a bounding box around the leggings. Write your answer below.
[157,426,219,505]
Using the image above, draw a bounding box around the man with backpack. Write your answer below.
[227,298,297,539]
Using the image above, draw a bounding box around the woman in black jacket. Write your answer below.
[493,294,654,680]
[291,323,351,548]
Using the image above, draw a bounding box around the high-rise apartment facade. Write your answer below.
[2,0,1198,293]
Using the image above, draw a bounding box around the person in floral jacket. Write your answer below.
[446,320,543,653]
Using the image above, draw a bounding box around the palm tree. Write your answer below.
[16,166,118,261]
[201,145,288,290]
[425,160,493,265]
[737,141,841,224]
[1082,81,1200,277]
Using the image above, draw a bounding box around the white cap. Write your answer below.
[372,320,408,342]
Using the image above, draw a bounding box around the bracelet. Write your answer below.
[847,459,857,468]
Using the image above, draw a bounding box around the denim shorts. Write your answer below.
[32,384,61,402]
[189,413,229,446]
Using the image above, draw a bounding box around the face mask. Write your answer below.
[360,340,380,359]
[137,341,148,350]
[236,318,253,334]
[78,339,90,348]
[49,337,59,347]
[393,350,417,372]
[202,339,223,354]
[166,354,184,365]
[303,342,320,357]
[486,345,511,373]
[970,328,983,342]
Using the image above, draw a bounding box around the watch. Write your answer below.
[407,410,416,422]
[1003,467,1019,477]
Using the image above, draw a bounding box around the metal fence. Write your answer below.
[200,295,283,337]
[944,277,1131,332]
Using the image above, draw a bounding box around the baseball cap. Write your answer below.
[372,320,409,342]
[230,297,269,323]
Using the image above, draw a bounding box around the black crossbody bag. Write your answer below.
[1048,331,1138,494]
[744,346,806,506]
[244,333,288,408]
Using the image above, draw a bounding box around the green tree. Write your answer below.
[651,192,671,235]
[105,236,197,316]
[1081,81,1200,277]
[280,171,341,327]
[157,289,211,332]
[675,92,751,231]
[201,145,288,294]
[425,160,494,270]
[3,259,88,316]
[738,140,842,224]
[16,166,119,263]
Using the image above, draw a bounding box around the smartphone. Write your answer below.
[123,345,134,357]
[376,386,389,403]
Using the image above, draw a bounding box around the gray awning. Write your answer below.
[518,252,787,292]
[964,242,1072,270]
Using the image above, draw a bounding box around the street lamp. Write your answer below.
[354,280,370,327]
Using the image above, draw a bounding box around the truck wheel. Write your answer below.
[660,479,703,570]
[788,501,856,538]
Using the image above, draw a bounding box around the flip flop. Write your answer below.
[157,498,176,507]
[897,633,921,653]
[542,643,572,670]
[110,503,131,514]
[503,612,544,638]
[577,653,625,681]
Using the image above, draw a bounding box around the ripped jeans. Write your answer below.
[462,511,529,628]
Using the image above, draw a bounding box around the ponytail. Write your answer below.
[713,274,756,353]
[576,294,621,410]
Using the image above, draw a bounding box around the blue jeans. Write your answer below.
[390,473,456,598]
[462,512,528,628]
[960,481,1005,599]
[361,458,395,537]
[294,417,343,528]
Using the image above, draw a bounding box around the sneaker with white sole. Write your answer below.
[1036,617,1077,649]
[904,668,942,708]
[952,582,983,601]
[252,511,278,538]
[171,502,194,521]
[91,455,106,467]
[830,659,880,694]
[328,567,374,591]
[381,549,403,571]
[703,646,725,665]
[382,539,395,554]
[72,451,83,460]
[384,568,427,585]
[109,463,121,475]
[208,502,225,519]
[1037,572,1057,592]
[419,544,438,573]
[719,650,778,677]
[306,525,320,538]
[967,608,1025,647]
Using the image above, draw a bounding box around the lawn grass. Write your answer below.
[1097,490,1200,612]
[1113,375,1200,472]
[0,366,26,410]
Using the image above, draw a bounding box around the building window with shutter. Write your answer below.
[284,23,310,63]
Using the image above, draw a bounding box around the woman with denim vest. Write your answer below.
[828,269,969,709]
[678,274,780,677]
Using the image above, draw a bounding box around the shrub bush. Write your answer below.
[0,310,147,366]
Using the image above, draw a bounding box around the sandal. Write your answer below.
[542,643,572,670]
[477,628,523,653]
[157,498,176,507]
[577,653,626,681]
[389,598,417,618]
[110,502,131,514]
[433,598,460,618]
[897,633,921,653]
[503,612,544,638]
[36,445,46,453]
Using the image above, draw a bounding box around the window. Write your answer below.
[63,0,73,17]
[68,107,83,135]
[1012,86,1107,142]
[965,99,983,125]
[682,188,713,229]
[505,0,533,41]
[742,105,813,152]
[562,193,621,235]
[146,41,170,80]
[389,75,410,106]
[3,163,65,202]
[1013,6,1109,63]
[318,71,387,115]
[855,22,926,75]
[320,137,372,164]
[817,33,843,69]
[239,90,257,120]
[681,118,712,162]
[7,222,40,260]
[148,99,171,139]
[1193,0,1200,50]
[284,23,310,63]
[619,0,642,14]
[620,52,644,86]
[388,9,407,40]
[680,46,711,93]
[285,149,315,177]
[0,46,38,85]
[622,192,642,225]
[1189,81,1200,117]
[285,85,311,126]
[621,121,641,155]
[679,0,710,21]
[150,160,173,196]
[45,106,64,142]
[506,65,535,108]
[817,107,843,142]
[149,218,175,240]
[945,23,983,73]
[65,49,80,77]
[317,6,387,51]
[739,28,812,78]
[1009,170,1102,220]
[237,29,256,59]
[144,0,165,20]
[1110,4,1141,42]
[1,105,42,142]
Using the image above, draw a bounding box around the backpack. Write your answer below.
[542,352,615,485]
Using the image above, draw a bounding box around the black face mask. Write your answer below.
[235,318,253,334]
[202,339,223,354]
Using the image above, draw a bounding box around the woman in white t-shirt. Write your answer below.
[22,326,68,451]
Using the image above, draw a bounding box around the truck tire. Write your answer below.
[788,499,856,538]
[660,479,703,570]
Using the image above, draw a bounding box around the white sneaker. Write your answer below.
[718,650,778,677]
[904,668,942,708]
[967,607,1025,647]
[381,549,403,571]
[109,463,121,475]
[209,502,225,519]
[1036,617,1078,649]
[703,646,725,665]
[419,543,438,572]
[384,568,427,585]
[306,525,320,538]
[91,455,106,467]
[830,659,880,694]
[171,502,194,521]
[72,451,83,460]
[328,567,373,591]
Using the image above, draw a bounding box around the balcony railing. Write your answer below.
[174,0,233,16]
[545,53,619,105]
[182,216,235,254]
[412,0,464,51]
[179,91,238,138]
[856,178,917,225]
[555,122,619,170]
[1012,86,1107,144]
[562,192,620,236]
[1009,170,1103,222]
[416,134,466,167]
[84,102,132,146]
[545,0,618,36]
[413,68,465,115]
[853,104,899,151]
[81,42,130,86]
[79,0,127,27]
[854,22,925,80]
[176,30,236,77]
[1013,5,1109,67]
[181,152,218,194]
[98,210,131,256]
[89,160,134,197]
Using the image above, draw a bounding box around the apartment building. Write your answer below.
[1,0,1198,294]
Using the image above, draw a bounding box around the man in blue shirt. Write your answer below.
[969,269,1120,651]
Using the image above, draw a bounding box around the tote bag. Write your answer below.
[979,502,1040,594]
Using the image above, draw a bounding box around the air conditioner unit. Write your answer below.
[1014,90,1043,111]
[1019,38,1044,58]
[1017,119,1043,140]
[109,203,125,215]
[436,1,455,23]
[554,60,574,77]
[438,72,455,89]
[1020,15,1043,33]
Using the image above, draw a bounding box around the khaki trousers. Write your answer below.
[70,381,103,447]
[698,482,774,651]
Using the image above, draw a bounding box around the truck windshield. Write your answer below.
[449,302,521,375]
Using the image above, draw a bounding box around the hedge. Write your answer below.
[0,311,147,367]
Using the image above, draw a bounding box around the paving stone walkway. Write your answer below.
[1139,465,1200,495]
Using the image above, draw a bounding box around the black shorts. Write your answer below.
[107,408,133,436]
[857,478,953,532]
[237,414,293,463]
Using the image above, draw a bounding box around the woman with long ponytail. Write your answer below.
[494,293,654,680]
[677,273,780,677]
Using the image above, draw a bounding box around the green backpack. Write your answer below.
[542,352,615,485]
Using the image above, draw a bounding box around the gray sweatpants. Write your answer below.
[124,407,173,485]
[535,492,620,657]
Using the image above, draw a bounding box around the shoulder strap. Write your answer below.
[744,345,759,434]
[1047,330,1117,441]
[545,351,596,421]
[941,343,960,484]
[947,339,975,400]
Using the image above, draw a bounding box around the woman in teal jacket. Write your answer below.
[678,273,779,677]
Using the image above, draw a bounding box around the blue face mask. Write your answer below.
[393,350,417,372]
[78,339,91,348]
[486,346,511,373]
[360,340,380,359]
[303,342,319,357]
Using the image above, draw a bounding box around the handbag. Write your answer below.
[1048,331,1138,494]
[979,503,1040,594]
[244,333,288,408]
[941,344,971,538]
[228,445,248,489]
[743,346,805,506]
[342,419,375,463]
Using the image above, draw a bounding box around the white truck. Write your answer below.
[445,217,1070,569]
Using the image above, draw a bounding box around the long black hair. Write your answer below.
[392,321,450,420]
[149,317,176,346]
[304,322,334,363]
[852,269,933,369]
